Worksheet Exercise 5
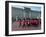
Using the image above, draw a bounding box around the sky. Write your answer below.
[31,6,41,11]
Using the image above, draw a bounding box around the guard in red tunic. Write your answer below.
[21,18,25,27]
[18,19,22,27]
[26,17,31,27]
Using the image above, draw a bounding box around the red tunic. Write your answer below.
[30,19,39,26]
